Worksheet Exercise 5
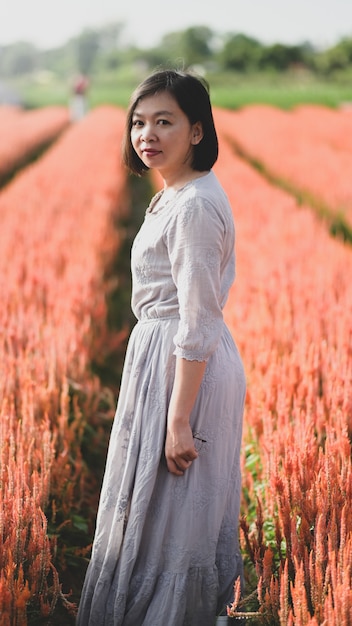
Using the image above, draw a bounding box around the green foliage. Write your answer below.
[2,22,352,87]
[0,22,352,116]
[177,26,214,65]
[219,36,316,73]
[259,43,306,71]
[75,28,100,75]
[0,41,39,76]
[11,68,352,112]
[2,24,352,116]
[146,25,215,69]
[208,71,352,109]
[220,33,263,71]
[314,36,352,74]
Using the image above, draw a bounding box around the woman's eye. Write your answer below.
[132,120,143,127]
[157,119,170,125]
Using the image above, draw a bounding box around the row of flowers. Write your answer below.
[1,102,351,624]
[212,118,352,624]
[0,105,70,184]
[214,105,352,230]
[291,104,352,153]
[0,106,128,624]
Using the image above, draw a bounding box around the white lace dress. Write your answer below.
[77,171,246,626]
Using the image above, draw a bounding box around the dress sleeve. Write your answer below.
[165,196,225,361]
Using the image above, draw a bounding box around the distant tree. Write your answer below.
[180,26,213,65]
[259,43,307,71]
[96,24,122,70]
[0,42,39,76]
[157,31,184,66]
[2,23,351,82]
[314,37,352,74]
[219,33,263,71]
[157,26,214,67]
[41,42,77,78]
[70,22,125,74]
[297,41,317,70]
[75,28,100,75]
[98,22,124,53]
[135,46,171,69]
[100,50,121,71]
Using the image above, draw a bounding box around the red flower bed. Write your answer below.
[214,105,352,228]
[0,106,128,624]
[2,100,351,624]
[292,104,352,153]
[0,105,70,183]
[213,126,352,623]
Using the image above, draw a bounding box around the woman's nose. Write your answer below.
[141,124,156,143]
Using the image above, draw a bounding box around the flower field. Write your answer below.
[214,105,352,236]
[0,103,351,624]
[0,106,70,185]
[213,109,352,624]
[0,106,128,624]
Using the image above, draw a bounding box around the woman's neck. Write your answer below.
[161,169,209,191]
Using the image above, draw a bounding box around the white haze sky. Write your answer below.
[0,0,351,49]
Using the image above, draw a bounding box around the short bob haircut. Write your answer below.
[122,69,218,176]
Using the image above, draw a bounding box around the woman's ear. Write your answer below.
[191,121,204,145]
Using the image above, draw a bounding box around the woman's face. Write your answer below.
[130,91,203,182]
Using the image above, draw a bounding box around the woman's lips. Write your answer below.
[143,149,161,157]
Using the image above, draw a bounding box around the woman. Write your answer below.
[77,69,246,626]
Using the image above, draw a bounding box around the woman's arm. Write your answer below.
[165,357,207,476]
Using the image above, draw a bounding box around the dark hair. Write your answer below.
[122,69,218,175]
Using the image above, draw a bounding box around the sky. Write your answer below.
[0,0,351,50]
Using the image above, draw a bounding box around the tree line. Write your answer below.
[0,23,351,78]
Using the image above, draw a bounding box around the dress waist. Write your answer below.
[138,316,180,324]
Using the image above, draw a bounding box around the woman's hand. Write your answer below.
[165,357,206,476]
[165,422,198,476]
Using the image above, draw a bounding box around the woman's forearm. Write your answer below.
[165,358,207,475]
[168,357,207,425]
